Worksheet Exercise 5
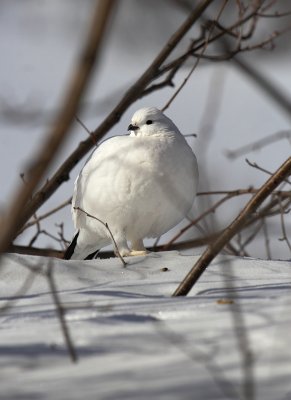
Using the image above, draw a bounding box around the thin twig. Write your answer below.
[75,116,97,146]
[158,2,265,77]
[19,197,72,234]
[237,220,264,255]
[9,188,291,258]
[164,189,254,249]
[277,195,291,252]
[8,245,64,258]
[74,206,127,267]
[246,159,291,184]
[162,0,229,111]
[225,130,291,159]
[256,10,291,18]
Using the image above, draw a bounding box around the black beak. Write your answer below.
[128,124,139,131]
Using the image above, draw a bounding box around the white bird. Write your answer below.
[64,107,198,260]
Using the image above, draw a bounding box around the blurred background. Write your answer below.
[1,0,291,258]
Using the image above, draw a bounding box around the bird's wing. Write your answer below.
[71,136,128,229]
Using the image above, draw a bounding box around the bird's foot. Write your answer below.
[116,240,147,257]
[128,250,148,256]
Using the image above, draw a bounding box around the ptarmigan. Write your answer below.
[64,107,198,260]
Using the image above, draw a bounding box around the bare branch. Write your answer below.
[158,3,265,78]
[246,159,291,185]
[256,10,291,18]
[19,197,72,235]
[277,195,291,252]
[0,0,116,255]
[163,194,238,249]
[75,116,98,146]
[225,130,291,159]
[8,245,64,258]
[162,0,229,111]
[173,157,291,296]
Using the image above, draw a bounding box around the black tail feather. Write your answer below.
[85,249,99,260]
[63,231,79,260]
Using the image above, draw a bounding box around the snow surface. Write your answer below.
[0,252,291,400]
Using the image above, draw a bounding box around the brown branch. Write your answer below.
[11,0,214,245]
[8,245,64,258]
[75,116,98,146]
[164,188,259,248]
[8,233,221,259]
[189,24,291,61]
[165,188,291,250]
[0,0,116,255]
[277,195,291,252]
[9,188,291,258]
[225,130,291,159]
[27,221,69,249]
[247,195,291,226]
[256,10,291,18]
[141,67,177,96]
[246,159,291,185]
[173,157,291,296]
[162,0,229,111]
[199,4,291,125]
[236,220,264,255]
[163,194,237,249]
[197,189,291,197]
[9,196,289,258]
[120,2,289,114]
[19,197,72,235]
[158,3,264,77]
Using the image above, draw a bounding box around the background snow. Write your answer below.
[0,252,291,399]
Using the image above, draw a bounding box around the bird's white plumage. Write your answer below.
[69,107,198,259]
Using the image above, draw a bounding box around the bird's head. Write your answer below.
[127,107,180,138]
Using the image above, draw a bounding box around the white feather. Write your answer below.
[69,107,198,259]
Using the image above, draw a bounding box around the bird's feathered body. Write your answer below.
[65,107,198,259]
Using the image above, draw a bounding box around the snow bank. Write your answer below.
[0,252,290,399]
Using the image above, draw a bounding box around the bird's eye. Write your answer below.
[146,120,153,125]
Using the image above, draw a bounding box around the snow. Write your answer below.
[1,252,291,399]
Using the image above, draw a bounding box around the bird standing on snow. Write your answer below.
[64,107,198,260]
